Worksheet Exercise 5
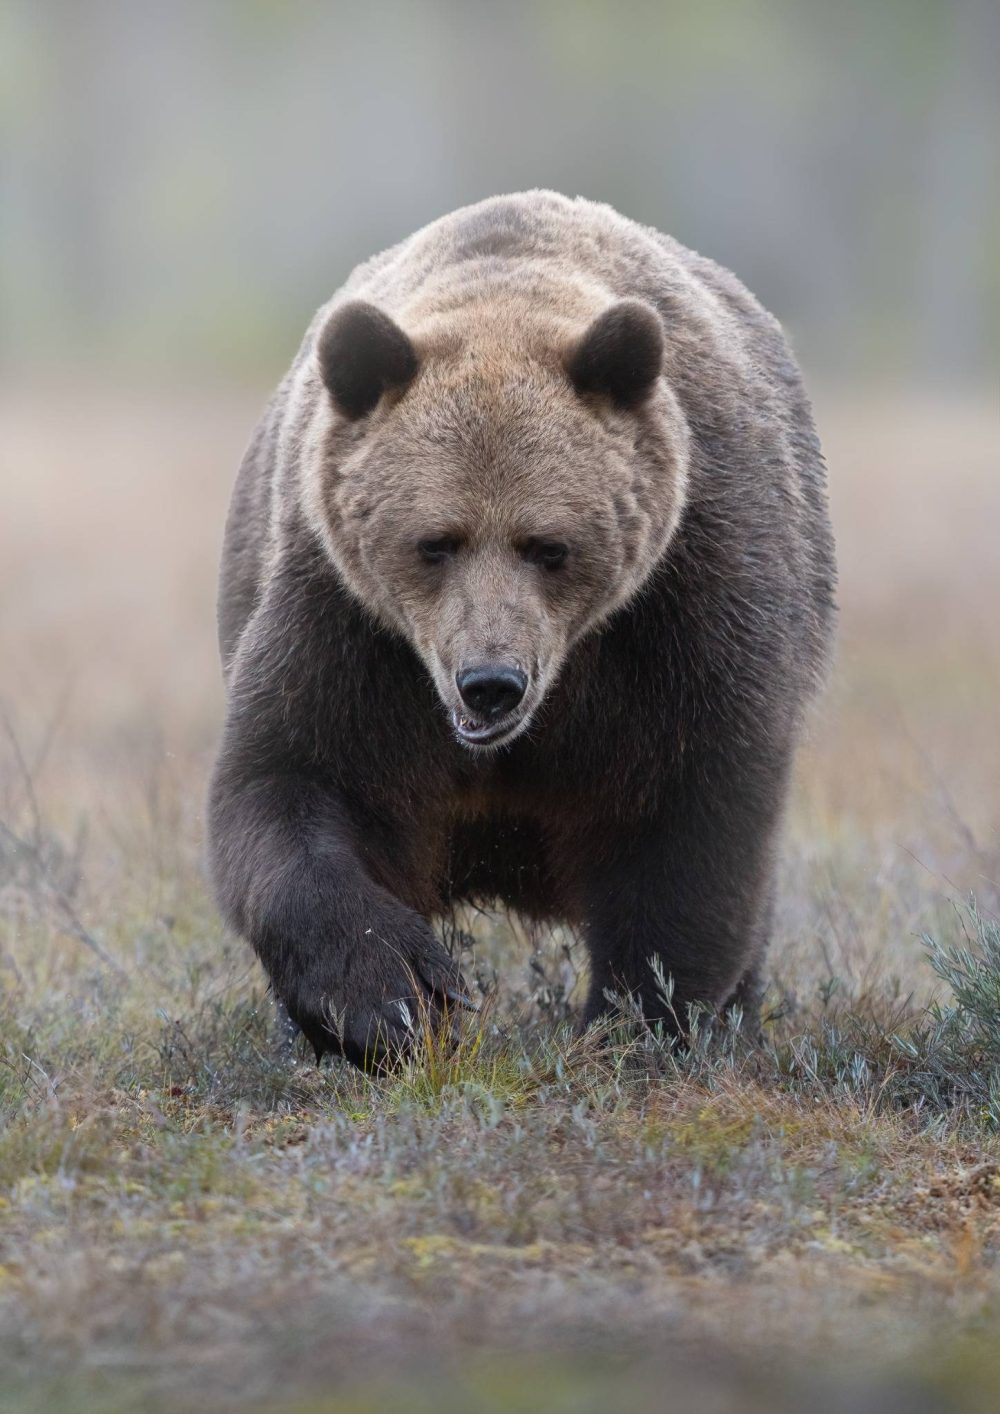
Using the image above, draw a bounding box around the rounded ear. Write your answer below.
[316,300,418,419]
[565,299,664,409]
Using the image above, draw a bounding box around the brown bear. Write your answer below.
[209,191,836,1068]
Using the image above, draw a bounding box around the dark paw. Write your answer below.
[284,923,474,1071]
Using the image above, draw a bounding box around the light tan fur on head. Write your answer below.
[298,214,691,749]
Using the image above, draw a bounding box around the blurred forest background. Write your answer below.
[2,0,998,386]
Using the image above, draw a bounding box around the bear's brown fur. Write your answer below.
[209,191,836,1067]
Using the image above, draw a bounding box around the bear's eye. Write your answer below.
[521,538,569,572]
[417,535,461,564]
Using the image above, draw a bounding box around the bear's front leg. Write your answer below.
[208,767,468,1068]
[576,801,778,1037]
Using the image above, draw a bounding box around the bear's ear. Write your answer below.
[316,300,419,419]
[565,300,664,410]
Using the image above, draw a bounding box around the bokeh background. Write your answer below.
[1,3,999,1409]
[3,0,999,384]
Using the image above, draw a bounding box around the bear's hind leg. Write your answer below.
[573,796,781,1038]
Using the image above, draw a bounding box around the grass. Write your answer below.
[1,759,998,1414]
[0,386,999,1410]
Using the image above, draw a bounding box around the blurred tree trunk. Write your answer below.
[917,0,998,382]
[44,0,114,348]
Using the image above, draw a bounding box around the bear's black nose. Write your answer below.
[456,665,527,720]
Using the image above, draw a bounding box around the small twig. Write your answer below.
[0,707,44,847]
[0,816,126,978]
[0,706,127,978]
[23,1053,60,1105]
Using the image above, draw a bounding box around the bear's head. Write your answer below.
[304,294,690,750]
